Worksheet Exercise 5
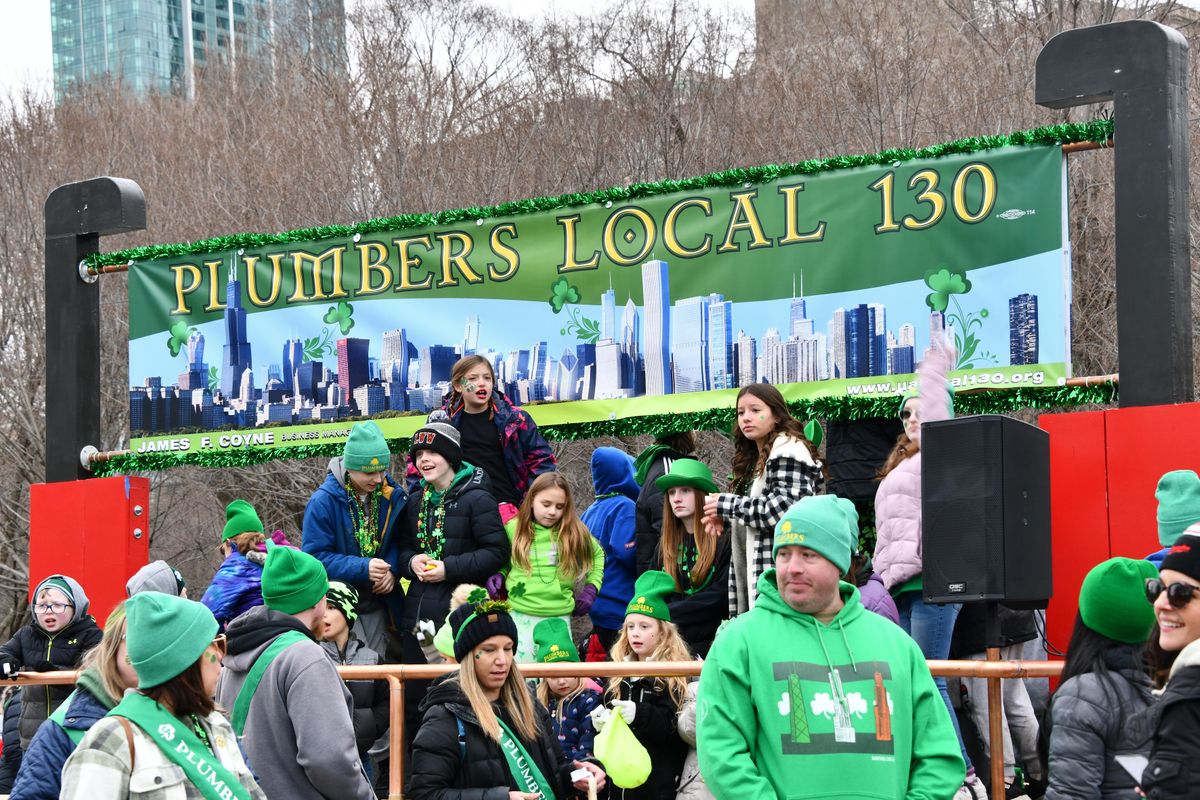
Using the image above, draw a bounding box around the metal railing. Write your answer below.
[14,655,1062,800]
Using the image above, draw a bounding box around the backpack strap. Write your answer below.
[116,716,136,768]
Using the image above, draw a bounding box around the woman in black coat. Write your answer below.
[1144,534,1200,799]
[408,600,605,800]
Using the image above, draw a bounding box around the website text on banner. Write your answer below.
[127,143,1069,456]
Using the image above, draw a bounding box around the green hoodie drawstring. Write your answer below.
[836,617,858,672]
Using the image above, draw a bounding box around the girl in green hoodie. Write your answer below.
[491,473,604,663]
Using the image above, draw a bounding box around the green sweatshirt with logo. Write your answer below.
[502,518,604,616]
[697,571,963,800]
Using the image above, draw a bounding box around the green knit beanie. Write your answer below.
[262,546,329,614]
[1079,557,1159,644]
[1156,470,1200,547]
[625,570,675,622]
[222,499,264,543]
[772,494,859,576]
[125,592,218,689]
[344,421,391,473]
[533,618,579,663]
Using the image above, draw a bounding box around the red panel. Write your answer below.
[29,476,150,627]
[1040,410,1110,665]
[1104,403,1200,558]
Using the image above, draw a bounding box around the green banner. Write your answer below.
[127,139,1071,462]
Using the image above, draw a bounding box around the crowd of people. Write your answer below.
[0,348,1196,800]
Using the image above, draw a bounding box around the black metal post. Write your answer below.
[1036,21,1192,407]
[44,177,146,482]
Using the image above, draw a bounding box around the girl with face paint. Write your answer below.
[422,355,555,518]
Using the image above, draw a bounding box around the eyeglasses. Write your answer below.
[1145,578,1200,608]
[34,603,72,614]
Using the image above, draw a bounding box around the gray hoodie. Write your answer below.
[217,605,374,800]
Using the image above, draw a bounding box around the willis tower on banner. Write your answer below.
[220,262,253,399]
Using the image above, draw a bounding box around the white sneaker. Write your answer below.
[954,775,986,800]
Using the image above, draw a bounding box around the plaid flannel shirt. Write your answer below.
[60,711,266,800]
[718,444,823,616]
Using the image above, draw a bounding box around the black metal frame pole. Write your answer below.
[44,177,146,482]
[1036,20,1192,407]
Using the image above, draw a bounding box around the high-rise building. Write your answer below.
[281,338,303,385]
[828,309,846,380]
[620,298,642,392]
[889,345,915,375]
[178,330,207,390]
[353,384,387,416]
[641,260,672,396]
[1009,293,1040,365]
[220,261,253,399]
[381,328,411,386]
[673,296,710,393]
[420,345,457,386]
[527,342,549,401]
[735,330,757,386]
[789,273,812,338]
[600,285,616,342]
[898,323,915,349]
[760,327,782,383]
[845,304,874,379]
[869,303,887,377]
[336,337,370,407]
[295,360,322,402]
[707,296,734,391]
[50,0,348,102]
[462,315,480,355]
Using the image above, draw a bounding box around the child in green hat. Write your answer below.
[591,570,691,798]
[532,618,601,761]
[653,458,731,657]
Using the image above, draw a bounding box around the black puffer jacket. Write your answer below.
[0,617,101,749]
[634,451,694,575]
[320,638,389,757]
[408,675,577,800]
[1144,639,1200,799]
[0,688,22,792]
[607,676,687,800]
[653,533,731,658]
[397,466,509,634]
[1044,644,1155,800]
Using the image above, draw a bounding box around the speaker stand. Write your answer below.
[983,601,1005,800]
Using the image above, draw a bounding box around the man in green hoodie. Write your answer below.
[697,494,964,800]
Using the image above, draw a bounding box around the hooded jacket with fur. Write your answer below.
[0,575,101,748]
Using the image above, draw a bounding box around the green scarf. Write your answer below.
[497,717,556,800]
[109,693,251,800]
[633,445,673,486]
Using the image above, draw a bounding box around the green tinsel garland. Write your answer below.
[84,119,1113,270]
[92,382,1116,477]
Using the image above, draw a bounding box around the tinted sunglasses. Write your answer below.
[899,409,915,421]
[1145,578,1200,608]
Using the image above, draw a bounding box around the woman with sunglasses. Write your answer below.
[1042,558,1158,800]
[60,592,266,799]
[1143,533,1200,798]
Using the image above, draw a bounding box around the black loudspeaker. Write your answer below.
[921,414,1052,607]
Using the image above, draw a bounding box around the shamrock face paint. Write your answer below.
[458,361,495,412]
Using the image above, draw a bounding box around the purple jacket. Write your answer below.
[873,342,952,591]
[859,573,900,624]
[201,550,266,631]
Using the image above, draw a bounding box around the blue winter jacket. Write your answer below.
[302,456,408,626]
[200,549,266,632]
[546,681,602,762]
[582,447,640,631]
[10,670,114,800]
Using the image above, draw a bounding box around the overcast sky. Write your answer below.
[0,0,756,101]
